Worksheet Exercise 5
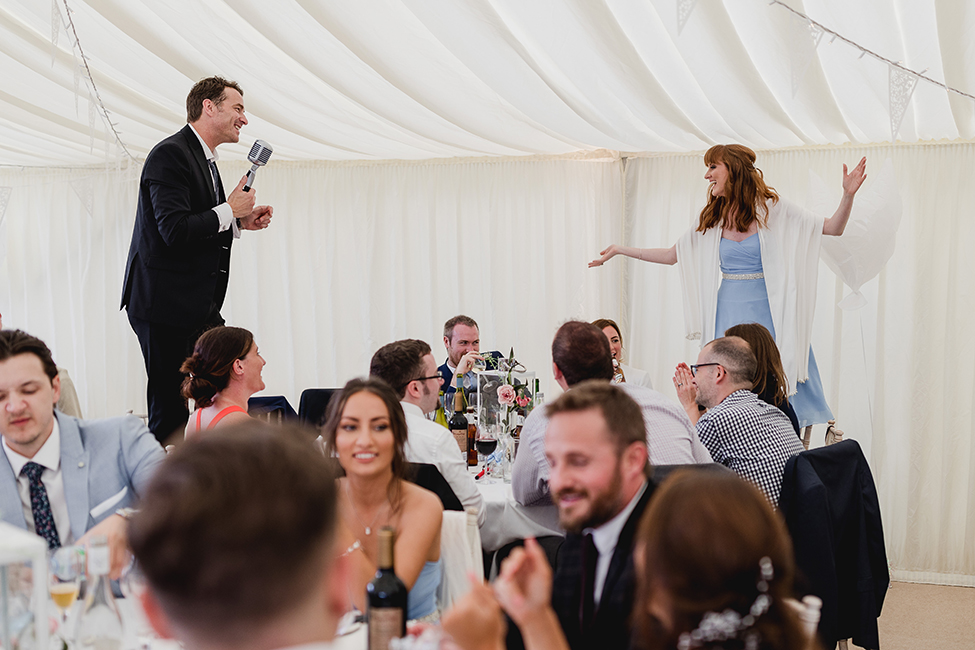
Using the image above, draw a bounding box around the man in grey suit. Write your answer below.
[0,330,165,577]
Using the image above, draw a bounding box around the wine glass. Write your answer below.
[471,356,487,374]
[121,558,157,646]
[49,546,84,643]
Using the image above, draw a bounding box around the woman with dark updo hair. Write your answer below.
[180,326,265,439]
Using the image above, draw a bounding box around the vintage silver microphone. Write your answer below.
[242,139,273,192]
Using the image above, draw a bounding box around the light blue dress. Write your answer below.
[407,559,442,620]
[717,235,833,428]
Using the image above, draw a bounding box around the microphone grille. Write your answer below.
[248,139,273,166]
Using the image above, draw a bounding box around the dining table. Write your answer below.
[470,465,563,553]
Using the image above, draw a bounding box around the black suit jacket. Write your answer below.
[778,440,888,650]
[121,125,233,328]
[551,481,655,650]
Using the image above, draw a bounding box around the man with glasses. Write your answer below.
[689,336,804,505]
[370,339,484,526]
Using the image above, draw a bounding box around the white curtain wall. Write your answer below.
[1,143,972,584]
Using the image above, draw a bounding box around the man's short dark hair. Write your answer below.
[0,330,58,382]
[443,315,478,342]
[704,336,757,386]
[546,380,647,457]
[186,76,243,123]
[552,321,614,386]
[370,339,433,399]
[129,422,337,643]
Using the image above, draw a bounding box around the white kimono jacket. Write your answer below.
[675,198,823,393]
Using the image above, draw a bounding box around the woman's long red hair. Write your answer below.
[697,144,779,233]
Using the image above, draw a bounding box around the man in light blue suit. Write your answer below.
[0,329,165,577]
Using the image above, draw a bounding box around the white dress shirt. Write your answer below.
[187,123,240,238]
[2,418,73,545]
[586,480,648,606]
[401,401,486,527]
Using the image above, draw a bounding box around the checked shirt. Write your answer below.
[696,389,805,506]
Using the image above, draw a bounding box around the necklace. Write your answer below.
[344,481,389,536]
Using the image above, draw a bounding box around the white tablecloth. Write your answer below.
[474,473,562,552]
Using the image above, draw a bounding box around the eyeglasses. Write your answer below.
[689,363,721,376]
[412,374,444,384]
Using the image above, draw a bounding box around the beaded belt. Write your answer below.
[721,272,764,280]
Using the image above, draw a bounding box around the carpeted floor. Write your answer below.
[851,581,974,650]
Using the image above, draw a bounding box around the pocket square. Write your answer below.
[90,486,128,519]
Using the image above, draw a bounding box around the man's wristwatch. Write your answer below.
[114,507,138,520]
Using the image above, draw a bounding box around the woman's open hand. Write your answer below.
[589,245,619,268]
[842,157,867,197]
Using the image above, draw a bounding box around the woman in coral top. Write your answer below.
[180,326,265,439]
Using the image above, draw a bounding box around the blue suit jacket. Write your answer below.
[0,411,166,542]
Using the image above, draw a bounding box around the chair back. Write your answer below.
[438,508,483,610]
[298,388,340,427]
[408,463,464,511]
[247,395,297,423]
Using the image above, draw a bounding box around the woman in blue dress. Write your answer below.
[323,377,443,622]
[590,144,867,428]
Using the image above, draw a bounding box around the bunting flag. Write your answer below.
[70,177,94,218]
[0,187,12,228]
[888,64,918,142]
[790,14,824,97]
[677,0,699,34]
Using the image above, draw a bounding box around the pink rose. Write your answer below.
[517,396,530,408]
[497,384,516,406]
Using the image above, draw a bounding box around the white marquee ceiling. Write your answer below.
[2,0,974,166]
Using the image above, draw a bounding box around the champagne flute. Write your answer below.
[49,546,84,643]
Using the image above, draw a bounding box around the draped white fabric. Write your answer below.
[2,0,974,166]
[1,143,973,583]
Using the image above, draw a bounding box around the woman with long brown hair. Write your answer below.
[321,377,442,622]
[590,144,866,430]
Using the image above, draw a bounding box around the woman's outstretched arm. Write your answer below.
[589,243,677,267]
[823,157,867,236]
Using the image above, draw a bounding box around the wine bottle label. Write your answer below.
[368,608,404,650]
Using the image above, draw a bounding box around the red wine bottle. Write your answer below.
[367,527,407,650]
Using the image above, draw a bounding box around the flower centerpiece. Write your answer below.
[487,348,532,435]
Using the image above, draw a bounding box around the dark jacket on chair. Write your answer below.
[778,439,888,650]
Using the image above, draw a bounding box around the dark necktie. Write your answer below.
[21,461,60,549]
[580,532,597,631]
[207,158,222,202]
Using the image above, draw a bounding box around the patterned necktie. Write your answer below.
[580,532,597,631]
[21,461,60,549]
[207,158,222,201]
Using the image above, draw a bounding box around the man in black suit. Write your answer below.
[498,380,652,650]
[121,76,273,443]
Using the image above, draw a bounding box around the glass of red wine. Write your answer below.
[476,433,498,459]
